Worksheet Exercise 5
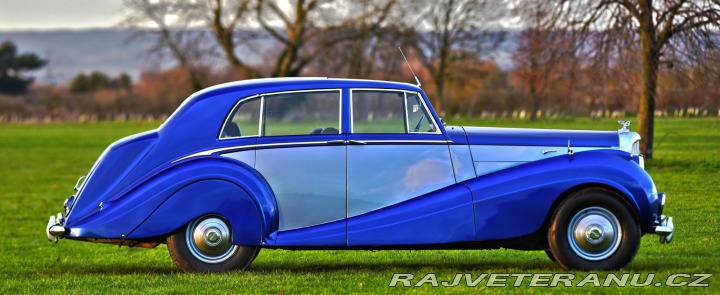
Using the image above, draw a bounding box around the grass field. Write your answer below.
[1,117,718,294]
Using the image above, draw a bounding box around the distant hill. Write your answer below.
[0,29,166,84]
[0,28,516,85]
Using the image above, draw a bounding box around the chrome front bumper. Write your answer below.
[654,215,674,244]
[46,213,67,242]
[652,193,674,244]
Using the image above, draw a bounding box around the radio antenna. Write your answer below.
[398,47,421,87]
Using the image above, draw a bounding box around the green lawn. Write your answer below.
[1,118,718,294]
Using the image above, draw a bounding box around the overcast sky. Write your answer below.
[0,0,124,30]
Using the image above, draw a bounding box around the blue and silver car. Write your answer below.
[46,78,674,272]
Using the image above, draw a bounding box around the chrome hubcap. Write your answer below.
[186,216,237,264]
[568,207,622,261]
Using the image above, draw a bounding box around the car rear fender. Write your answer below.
[123,157,278,245]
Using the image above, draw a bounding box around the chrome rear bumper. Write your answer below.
[46,213,67,242]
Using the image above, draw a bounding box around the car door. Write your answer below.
[346,89,475,246]
[252,89,347,246]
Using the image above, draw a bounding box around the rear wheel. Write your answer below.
[167,215,259,273]
[547,188,640,270]
[544,250,557,262]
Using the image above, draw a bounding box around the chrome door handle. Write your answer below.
[326,140,345,145]
[348,140,366,145]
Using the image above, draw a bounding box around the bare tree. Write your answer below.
[309,0,409,79]
[255,0,395,77]
[549,0,720,159]
[205,0,262,79]
[121,0,208,91]
[512,0,581,120]
[410,0,506,114]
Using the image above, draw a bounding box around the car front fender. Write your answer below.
[465,149,656,241]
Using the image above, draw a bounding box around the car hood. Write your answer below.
[461,126,619,147]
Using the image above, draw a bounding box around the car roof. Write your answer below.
[195,77,420,97]
[161,77,424,130]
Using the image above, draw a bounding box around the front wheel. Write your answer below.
[167,215,259,273]
[547,188,640,270]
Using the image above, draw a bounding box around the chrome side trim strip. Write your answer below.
[172,140,452,163]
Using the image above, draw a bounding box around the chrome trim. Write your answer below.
[261,89,342,137]
[407,91,442,135]
[348,88,441,135]
[186,216,238,264]
[172,139,452,163]
[47,214,66,242]
[362,140,449,144]
[617,131,641,156]
[655,215,674,244]
[220,89,343,140]
[542,150,557,155]
[403,91,410,133]
[258,96,265,136]
[348,140,366,145]
[49,225,66,237]
[618,120,631,132]
[173,141,340,163]
[74,176,86,191]
[46,215,57,241]
[659,192,666,206]
[218,94,260,140]
[567,207,622,261]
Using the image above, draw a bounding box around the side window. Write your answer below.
[352,90,406,133]
[406,92,438,133]
[263,90,341,136]
[221,97,261,139]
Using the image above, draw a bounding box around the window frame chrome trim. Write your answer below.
[348,88,441,135]
[218,94,261,140]
[260,88,343,137]
[402,91,410,133]
[219,89,343,140]
[406,91,442,135]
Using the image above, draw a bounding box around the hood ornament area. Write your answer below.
[618,121,631,132]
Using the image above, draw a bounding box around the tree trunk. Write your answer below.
[186,68,204,92]
[638,0,657,159]
[638,50,658,159]
[435,75,445,115]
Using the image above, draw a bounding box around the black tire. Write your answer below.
[544,249,557,262]
[547,188,640,270]
[167,215,259,273]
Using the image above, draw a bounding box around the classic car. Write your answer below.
[46,77,673,272]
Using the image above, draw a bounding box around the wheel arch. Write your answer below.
[541,183,643,244]
[126,157,278,245]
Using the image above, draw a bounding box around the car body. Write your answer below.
[47,77,674,272]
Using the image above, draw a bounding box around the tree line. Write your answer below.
[1,0,719,158]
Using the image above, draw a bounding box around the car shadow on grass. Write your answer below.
[29,260,558,276]
[247,260,559,274]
